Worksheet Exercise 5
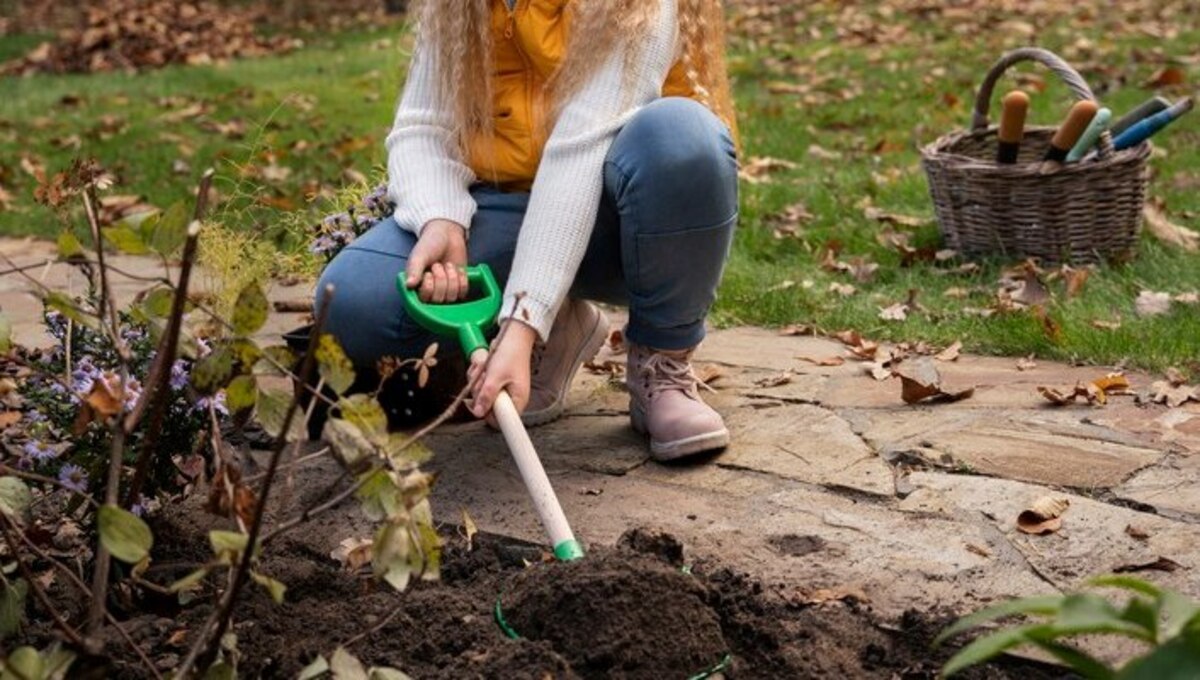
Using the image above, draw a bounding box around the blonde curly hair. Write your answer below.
[408,0,734,151]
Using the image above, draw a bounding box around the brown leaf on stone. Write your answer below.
[755,372,793,388]
[798,355,845,367]
[1092,374,1133,400]
[1142,201,1199,252]
[1124,524,1151,541]
[894,357,974,405]
[695,364,724,387]
[1165,367,1189,387]
[1113,556,1184,573]
[1017,496,1069,535]
[935,341,963,363]
[1148,379,1199,408]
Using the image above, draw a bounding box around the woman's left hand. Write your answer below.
[469,320,539,423]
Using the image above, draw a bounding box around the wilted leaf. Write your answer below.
[879,302,909,322]
[324,418,375,473]
[232,282,269,335]
[299,657,330,680]
[140,287,175,318]
[339,394,389,440]
[209,530,250,564]
[330,647,370,680]
[798,355,845,367]
[251,570,287,604]
[1147,380,1199,408]
[84,378,125,418]
[331,537,374,571]
[462,508,478,552]
[43,292,88,325]
[1016,496,1069,535]
[98,505,153,563]
[935,341,963,362]
[317,334,356,395]
[1144,65,1186,88]
[1143,202,1199,252]
[170,568,210,593]
[894,357,974,404]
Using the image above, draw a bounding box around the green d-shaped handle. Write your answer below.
[398,264,502,356]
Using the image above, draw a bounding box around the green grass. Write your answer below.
[1,5,1198,371]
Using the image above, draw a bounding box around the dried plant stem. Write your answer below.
[122,219,203,506]
[175,285,333,679]
[0,465,100,508]
[0,515,85,648]
[4,513,163,679]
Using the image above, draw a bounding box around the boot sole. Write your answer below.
[520,306,610,428]
[630,405,731,462]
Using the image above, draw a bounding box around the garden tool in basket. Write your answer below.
[399,264,585,562]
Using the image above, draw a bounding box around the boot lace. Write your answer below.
[639,352,697,398]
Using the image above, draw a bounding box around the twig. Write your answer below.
[0,465,100,508]
[2,513,163,679]
[340,605,404,650]
[83,185,136,637]
[261,318,508,545]
[0,515,85,647]
[176,284,334,679]
[0,258,54,278]
[242,446,330,485]
[123,219,204,506]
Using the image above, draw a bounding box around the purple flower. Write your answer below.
[170,360,190,391]
[23,440,58,463]
[44,310,68,341]
[57,464,88,493]
[194,391,229,417]
[71,356,102,397]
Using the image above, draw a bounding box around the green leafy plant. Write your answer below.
[936,575,1200,679]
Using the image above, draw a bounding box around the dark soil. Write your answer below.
[46,513,1076,679]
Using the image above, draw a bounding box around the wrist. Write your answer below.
[501,319,539,350]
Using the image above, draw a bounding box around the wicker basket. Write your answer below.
[921,48,1151,264]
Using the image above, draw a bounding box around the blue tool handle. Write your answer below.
[1113,99,1194,150]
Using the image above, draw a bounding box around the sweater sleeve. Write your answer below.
[499,0,678,340]
[385,41,478,237]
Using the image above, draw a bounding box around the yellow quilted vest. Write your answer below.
[469,0,708,190]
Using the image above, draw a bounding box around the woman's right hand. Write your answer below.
[405,219,469,303]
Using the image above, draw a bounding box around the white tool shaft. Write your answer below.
[491,390,577,549]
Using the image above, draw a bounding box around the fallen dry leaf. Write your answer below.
[798,355,846,367]
[1017,496,1069,535]
[331,537,374,571]
[863,206,932,228]
[1062,267,1092,299]
[0,411,21,430]
[1113,556,1184,573]
[1142,202,1199,252]
[1090,318,1123,331]
[893,357,974,405]
[755,372,793,388]
[1144,65,1186,89]
[779,324,816,337]
[1136,290,1173,317]
[878,302,909,322]
[802,585,870,605]
[739,156,798,184]
[935,341,963,363]
[695,364,725,387]
[829,282,857,297]
[1147,379,1199,408]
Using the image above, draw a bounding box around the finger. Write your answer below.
[420,272,435,302]
[457,269,469,301]
[443,262,462,302]
[406,250,428,288]
[472,378,501,418]
[430,263,449,303]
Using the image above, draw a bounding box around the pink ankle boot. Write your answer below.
[626,343,729,461]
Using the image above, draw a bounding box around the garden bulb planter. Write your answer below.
[399,264,585,562]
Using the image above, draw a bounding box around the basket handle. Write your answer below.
[971,47,1114,158]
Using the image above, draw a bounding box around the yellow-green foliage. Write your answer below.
[198,221,305,321]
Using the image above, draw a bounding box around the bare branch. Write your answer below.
[0,515,85,648]
[176,284,334,678]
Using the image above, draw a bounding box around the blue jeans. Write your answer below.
[318,97,738,367]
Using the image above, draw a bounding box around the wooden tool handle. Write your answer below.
[1048,100,1099,155]
[491,389,583,560]
[998,91,1030,143]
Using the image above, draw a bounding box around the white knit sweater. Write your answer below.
[384,0,679,341]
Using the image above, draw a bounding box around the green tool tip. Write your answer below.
[553,539,585,562]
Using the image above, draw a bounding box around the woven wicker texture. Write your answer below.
[921,48,1151,264]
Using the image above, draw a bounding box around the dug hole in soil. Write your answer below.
[85,517,1072,679]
